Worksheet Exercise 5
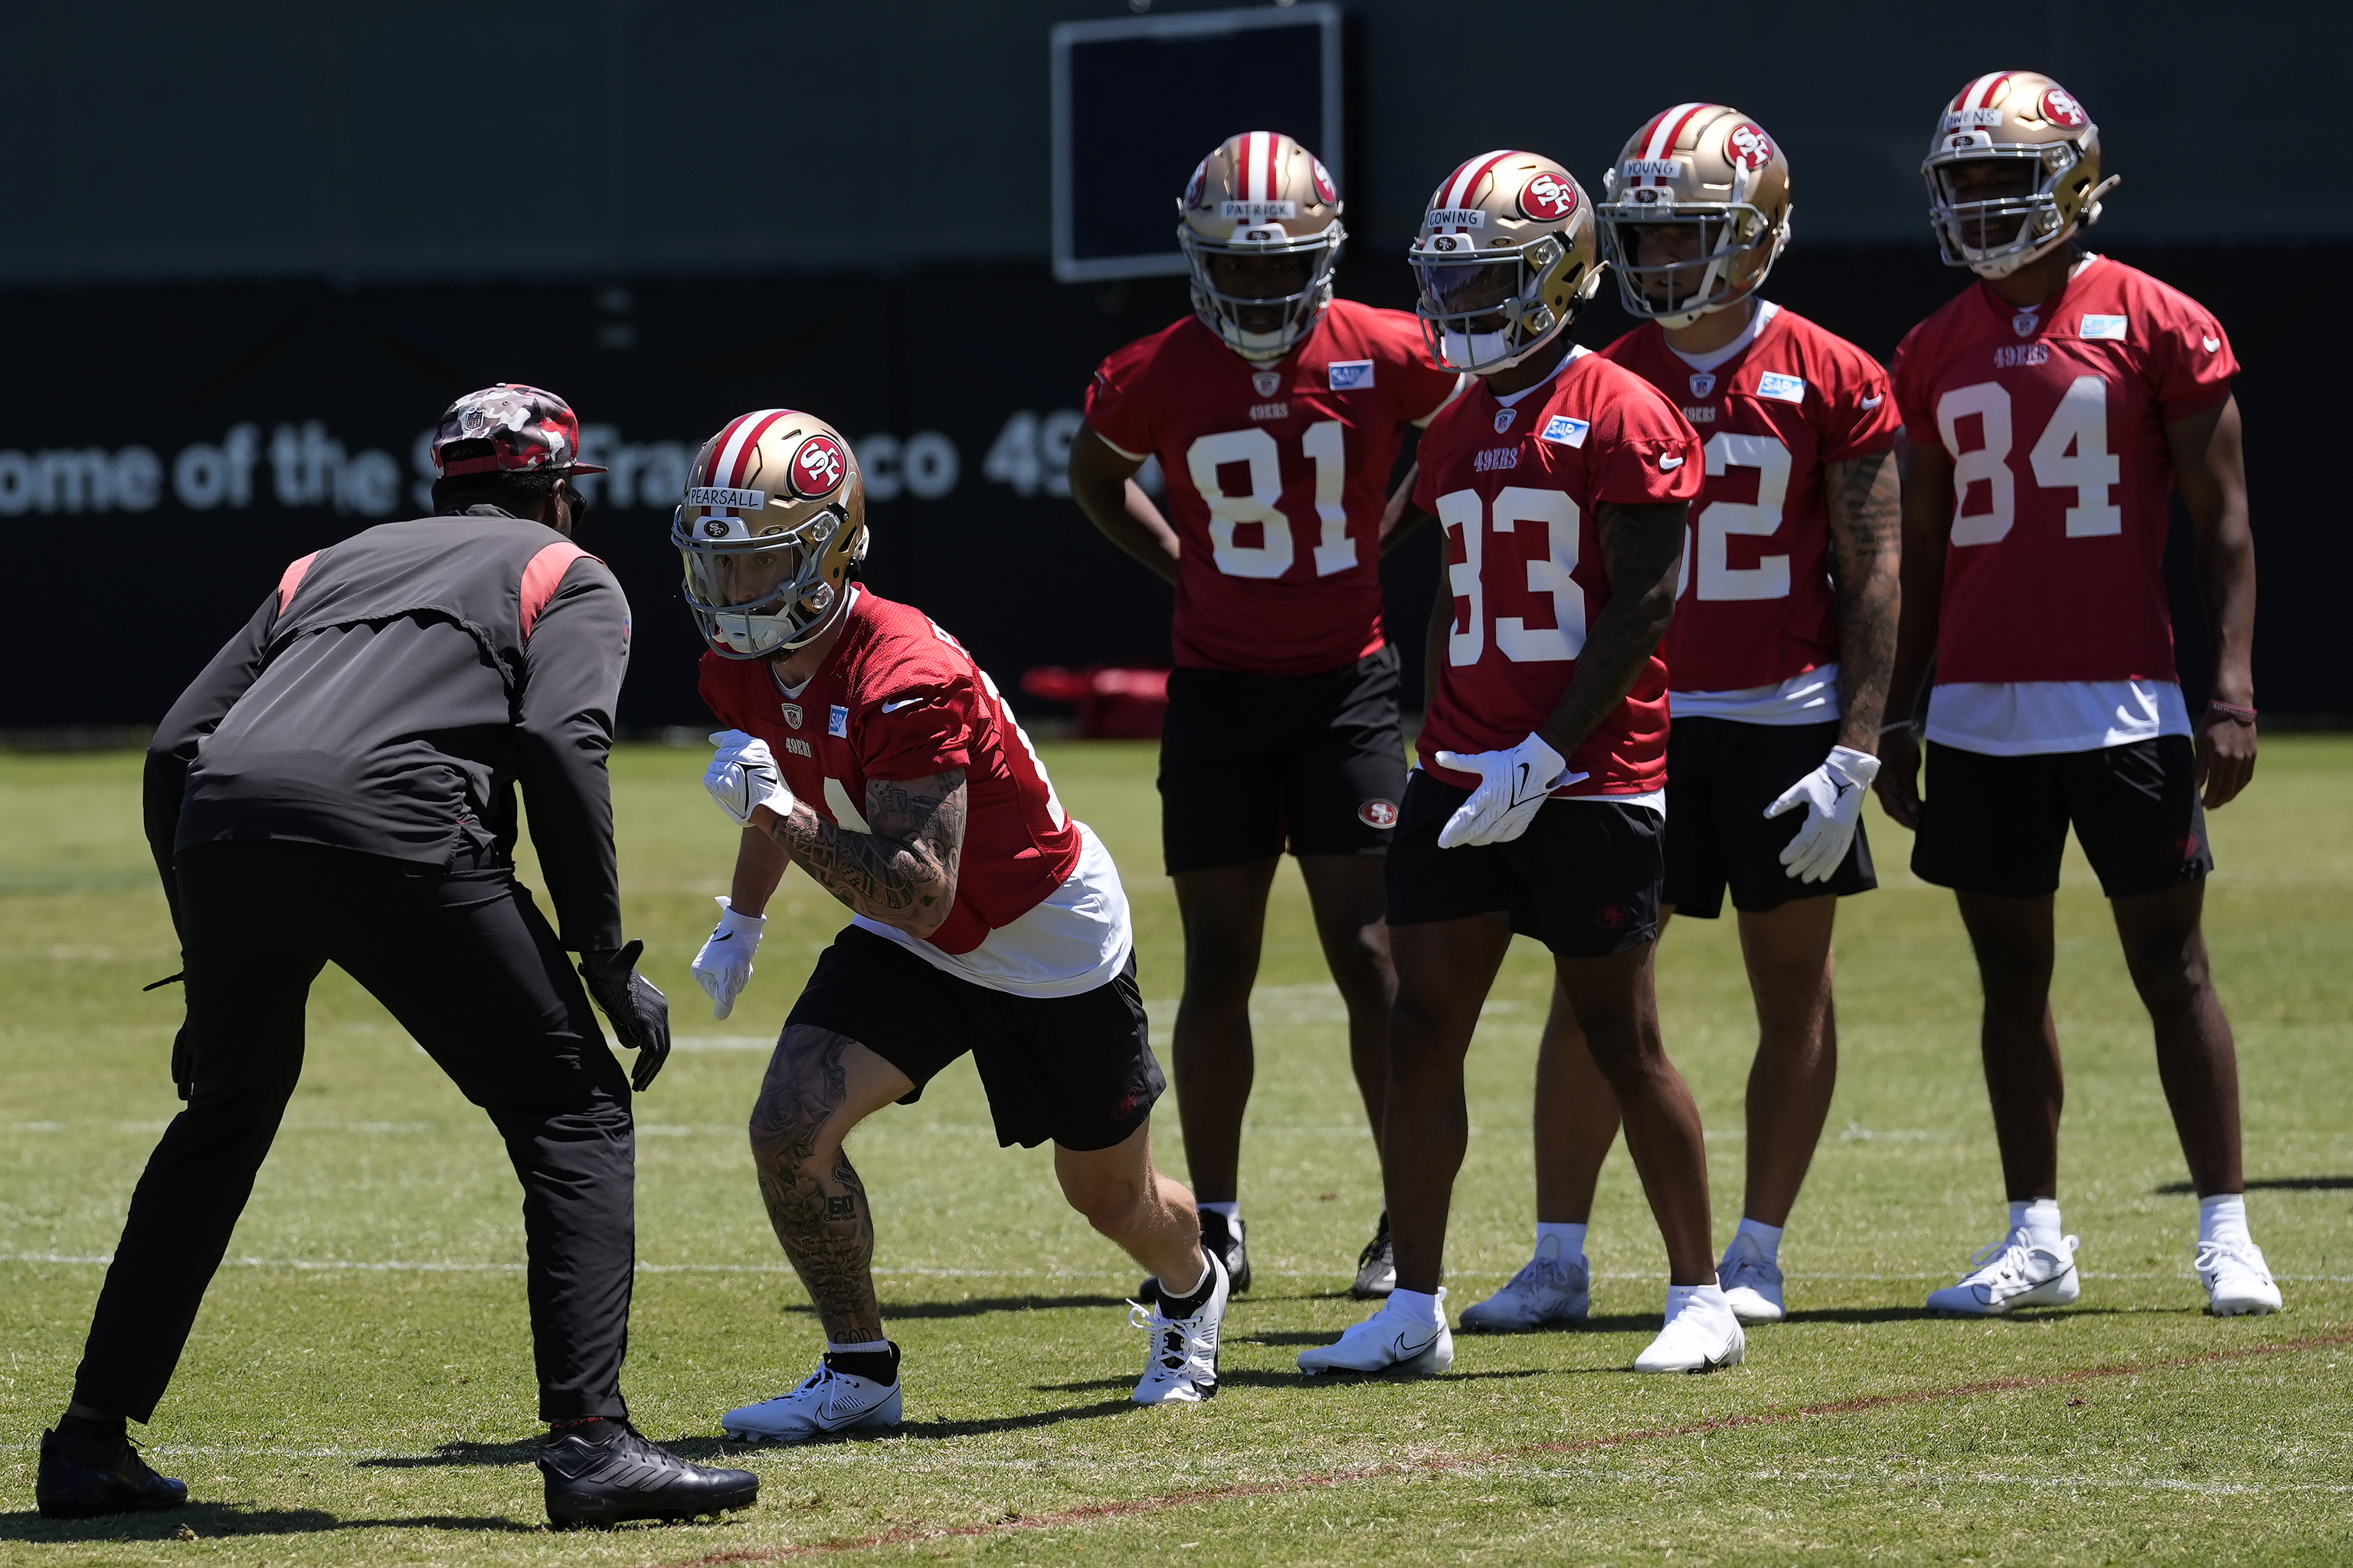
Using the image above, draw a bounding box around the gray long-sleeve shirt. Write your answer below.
[145,506,633,951]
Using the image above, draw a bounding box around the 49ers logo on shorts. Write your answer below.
[789,434,848,499]
[2039,87,2088,128]
[1518,171,1578,221]
[1725,122,1775,170]
[1359,798,1399,829]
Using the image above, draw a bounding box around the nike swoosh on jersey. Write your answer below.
[1860,394,1884,408]
[1658,453,1685,470]
[2202,336,2221,352]
[881,697,922,712]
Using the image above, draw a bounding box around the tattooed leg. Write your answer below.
[746,1025,915,1344]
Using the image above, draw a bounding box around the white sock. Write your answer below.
[1387,1286,1443,1326]
[1667,1282,1729,1319]
[2011,1197,2063,1249]
[1536,1221,1587,1260]
[1198,1200,1241,1223]
[1735,1216,1784,1264]
[2198,1193,2251,1248]
[825,1339,891,1356]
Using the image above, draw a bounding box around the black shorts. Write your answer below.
[1158,646,1407,876]
[1912,736,2214,899]
[1664,716,1877,919]
[1384,771,1664,957]
[784,926,1164,1151]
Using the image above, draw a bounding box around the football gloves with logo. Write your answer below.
[705,730,796,827]
[578,939,672,1092]
[691,896,766,1021]
[1765,745,1882,882]
[1432,734,1588,848]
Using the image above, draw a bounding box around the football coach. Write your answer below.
[36,385,756,1530]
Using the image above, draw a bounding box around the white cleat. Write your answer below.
[722,1360,902,1442]
[1926,1230,2081,1316]
[1458,1236,1589,1331]
[1716,1232,1786,1324]
[1298,1291,1455,1377]
[1131,1251,1229,1406]
[1632,1288,1746,1373]
[2198,1239,2283,1317]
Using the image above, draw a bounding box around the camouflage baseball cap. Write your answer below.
[430,383,607,476]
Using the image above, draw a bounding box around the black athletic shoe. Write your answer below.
[1137,1210,1252,1304]
[538,1419,759,1529]
[35,1425,188,1519]
[1352,1209,1396,1298]
[1201,1210,1252,1295]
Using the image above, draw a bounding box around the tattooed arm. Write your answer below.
[1824,448,1902,752]
[754,768,967,941]
[1534,499,1687,760]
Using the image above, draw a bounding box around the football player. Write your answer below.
[1880,74,2277,1317]
[1457,107,1902,1334]
[1298,152,1743,1377]
[677,411,1227,1438]
[1068,132,1468,1298]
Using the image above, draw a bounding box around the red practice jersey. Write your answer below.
[1892,257,2237,686]
[699,591,1082,955]
[1599,307,1900,694]
[1085,298,1464,676]
[1412,350,1705,796]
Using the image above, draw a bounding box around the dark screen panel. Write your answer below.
[1064,21,1330,270]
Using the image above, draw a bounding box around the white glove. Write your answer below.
[690,896,765,1020]
[1432,733,1589,848]
[1765,744,1883,882]
[704,729,795,826]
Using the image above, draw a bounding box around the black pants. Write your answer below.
[73,840,636,1424]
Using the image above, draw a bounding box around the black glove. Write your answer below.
[578,939,671,1092]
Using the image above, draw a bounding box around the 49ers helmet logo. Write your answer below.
[1726,122,1775,170]
[2039,86,2088,127]
[789,434,848,499]
[1310,155,1338,205]
[1183,158,1209,208]
[1518,171,1578,221]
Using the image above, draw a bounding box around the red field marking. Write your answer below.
[647,1326,2353,1566]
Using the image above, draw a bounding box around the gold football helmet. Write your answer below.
[673,410,867,660]
[1410,150,1601,375]
[1177,131,1346,362]
[1924,70,2119,277]
[1598,105,1792,328]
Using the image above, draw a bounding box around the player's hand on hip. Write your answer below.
[2194,707,2257,810]
[1766,745,1881,882]
[691,895,765,1020]
[578,939,673,1091]
[1432,734,1586,848]
[705,730,795,827]
[1872,726,1923,831]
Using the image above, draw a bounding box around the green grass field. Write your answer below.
[5,737,2351,1566]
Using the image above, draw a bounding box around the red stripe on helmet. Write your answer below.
[1973,73,2014,110]
[1658,103,1713,159]
[1445,149,1517,211]
[1265,132,1281,204]
[727,411,792,488]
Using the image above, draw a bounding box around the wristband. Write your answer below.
[2207,701,2257,724]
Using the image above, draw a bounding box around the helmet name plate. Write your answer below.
[1427,208,1487,229]
[1220,200,1298,220]
[688,486,767,511]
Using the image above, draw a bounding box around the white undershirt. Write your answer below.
[1926,680,2191,756]
[1671,663,1841,726]
[1664,300,1781,373]
[854,822,1134,998]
